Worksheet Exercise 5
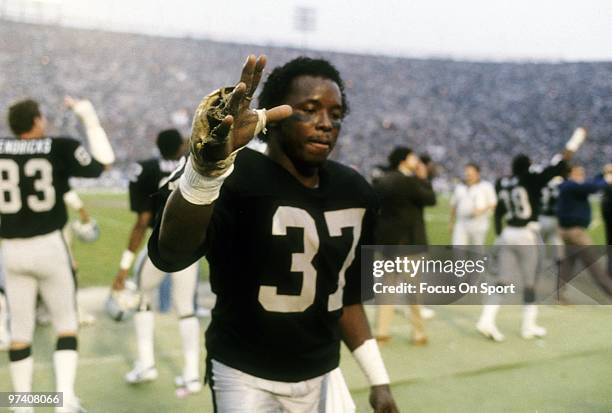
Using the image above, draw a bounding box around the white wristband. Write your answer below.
[179,156,234,205]
[119,250,135,271]
[566,127,586,152]
[352,338,390,386]
[550,153,563,166]
[63,190,84,211]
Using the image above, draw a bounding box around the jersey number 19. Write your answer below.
[499,186,532,220]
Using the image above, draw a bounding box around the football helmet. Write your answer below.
[71,219,100,243]
[105,280,141,322]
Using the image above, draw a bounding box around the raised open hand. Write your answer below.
[190,55,292,175]
[64,95,77,109]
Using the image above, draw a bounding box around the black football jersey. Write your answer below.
[540,176,563,217]
[496,161,567,228]
[0,137,104,238]
[128,157,182,226]
[149,148,377,382]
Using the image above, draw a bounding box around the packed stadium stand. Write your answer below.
[1,20,610,186]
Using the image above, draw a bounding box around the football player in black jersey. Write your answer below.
[111,129,204,396]
[1,97,114,413]
[148,56,398,412]
[477,129,585,342]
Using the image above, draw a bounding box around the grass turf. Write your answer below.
[0,191,609,412]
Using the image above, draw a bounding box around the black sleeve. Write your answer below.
[147,160,203,272]
[128,162,153,213]
[343,207,376,306]
[536,160,568,188]
[56,137,104,178]
[147,163,236,273]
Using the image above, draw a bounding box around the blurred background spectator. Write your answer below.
[0,21,610,188]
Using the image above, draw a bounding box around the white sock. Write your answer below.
[10,356,33,392]
[522,305,539,328]
[134,311,155,368]
[478,304,500,325]
[179,316,200,381]
[54,350,77,403]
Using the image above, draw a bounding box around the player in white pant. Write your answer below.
[477,226,542,342]
[112,129,203,396]
[1,97,114,413]
[477,128,585,342]
[450,163,496,247]
[210,360,355,413]
[126,250,201,395]
[32,190,99,327]
[149,55,398,413]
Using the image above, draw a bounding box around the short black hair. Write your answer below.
[388,146,412,170]
[257,57,348,141]
[156,129,183,159]
[512,154,531,176]
[465,162,480,173]
[8,99,41,135]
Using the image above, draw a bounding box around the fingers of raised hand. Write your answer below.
[239,54,267,100]
[226,83,246,116]
[248,55,267,97]
[239,55,257,94]
[265,104,293,123]
[64,95,76,108]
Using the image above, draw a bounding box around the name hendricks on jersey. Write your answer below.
[0,138,52,155]
[0,136,104,238]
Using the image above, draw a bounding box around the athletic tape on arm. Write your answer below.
[119,250,135,271]
[180,109,265,204]
[179,157,234,205]
[72,100,115,165]
[352,338,390,386]
[566,127,586,152]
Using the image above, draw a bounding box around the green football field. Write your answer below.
[1,193,610,412]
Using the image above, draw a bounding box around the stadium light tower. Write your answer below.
[293,6,317,50]
[3,0,60,24]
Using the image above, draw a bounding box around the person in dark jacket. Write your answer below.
[372,146,436,345]
[557,165,612,298]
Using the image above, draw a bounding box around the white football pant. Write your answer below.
[210,360,355,413]
[2,230,77,342]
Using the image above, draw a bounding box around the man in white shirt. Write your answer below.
[450,163,497,246]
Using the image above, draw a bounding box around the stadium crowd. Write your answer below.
[1,17,611,412]
[0,20,610,185]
